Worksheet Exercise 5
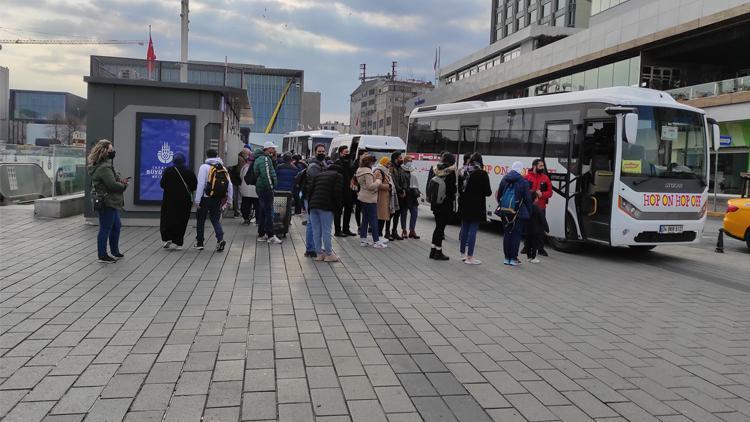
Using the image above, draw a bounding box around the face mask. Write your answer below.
[536,167,544,174]
[316,153,326,161]
[107,150,116,159]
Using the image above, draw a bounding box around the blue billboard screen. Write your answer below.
[135,115,193,204]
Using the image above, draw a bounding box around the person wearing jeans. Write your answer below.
[457,153,492,265]
[402,157,421,239]
[307,163,343,261]
[498,161,533,265]
[88,139,127,263]
[355,155,386,248]
[196,196,224,246]
[193,149,232,252]
[252,142,282,244]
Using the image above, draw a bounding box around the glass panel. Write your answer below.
[528,8,538,24]
[572,72,585,91]
[629,56,641,86]
[597,63,614,88]
[584,68,598,90]
[542,2,551,16]
[613,59,630,87]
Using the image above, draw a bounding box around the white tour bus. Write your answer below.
[407,87,721,251]
[282,130,340,158]
[328,134,406,162]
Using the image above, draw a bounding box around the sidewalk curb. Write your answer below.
[707,211,725,218]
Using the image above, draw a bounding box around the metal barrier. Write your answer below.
[0,163,53,204]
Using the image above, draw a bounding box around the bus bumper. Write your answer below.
[610,217,706,247]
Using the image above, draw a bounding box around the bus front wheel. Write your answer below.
[548,237,582,253]
[629,245,656,252]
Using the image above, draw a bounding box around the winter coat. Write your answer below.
[333,157,354,203]
[427,164,457,213]
[305,158,327,194]
[403,165,421,209]
[527,203,550,237]
[194,157,233,205]
[89,159,127,209]
[525,171,553,209]
[307,169,343,212]
[252,148,277,192]
[355,167,380,204]
[276,163,299,192]
[497,170,533,221]
[390,164,410,203]
[239,163,258,198]
[458,166,492,223]
[374,166,393,220]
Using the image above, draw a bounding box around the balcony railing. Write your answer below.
[90,56,245,89]
[667,76,750,101]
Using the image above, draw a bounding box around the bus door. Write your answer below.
[542,121,579,241]
[576,120,616,243]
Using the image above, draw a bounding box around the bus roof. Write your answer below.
[285,130,340,138]
[409,87,705,119]
[332,134,406,150]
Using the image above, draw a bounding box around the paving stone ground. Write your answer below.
[1,205,749,422]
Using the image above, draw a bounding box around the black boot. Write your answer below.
[429,248,436,259]
[433,248,450,261]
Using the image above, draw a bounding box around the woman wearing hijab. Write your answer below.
[458,153,492,265]
[159,152,198,250]
[497,161,533,266]
[374,156,396,241]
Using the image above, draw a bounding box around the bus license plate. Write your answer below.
[659,225,683,234]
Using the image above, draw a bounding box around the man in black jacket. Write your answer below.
[333,145,356,237]
[389,151,410,240]
[307,164,343,262]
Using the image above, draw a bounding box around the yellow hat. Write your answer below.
[379,156,391,166]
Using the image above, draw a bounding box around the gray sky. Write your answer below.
[1,0,490,123]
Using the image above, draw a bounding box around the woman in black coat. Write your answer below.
[160,152,198,249]
[457,153,492,265]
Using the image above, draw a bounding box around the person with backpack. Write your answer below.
[526,190,550,263]
[88,139,127,263]
[240,153,258,225]
[496,161,533,266]
[333,145,356,237]
[160,152,198,250]
[402,156,421,239]
[355,154,387,248]
[252,142,282,244]
[523,158,553,256]
[194,149,232,252]
[427,152,457,260]
[458,153,492,265]
[374,156,396,240]
[276,153,300,193]
[307,163,344,262]
[300,144,329,257]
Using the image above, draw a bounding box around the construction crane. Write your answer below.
[0,39,144,49]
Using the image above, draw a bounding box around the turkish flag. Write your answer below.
[146,35,156,79]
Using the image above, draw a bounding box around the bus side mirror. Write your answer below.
[712,123,721,151]
[624,113,638,145]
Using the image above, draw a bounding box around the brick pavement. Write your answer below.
[1,205,749,422]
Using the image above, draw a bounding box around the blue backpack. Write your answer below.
[494,181,522,217]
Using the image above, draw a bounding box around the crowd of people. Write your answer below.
[89,138,552,268]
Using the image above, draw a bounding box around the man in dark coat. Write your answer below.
[333,145,356,237]
[307,163,343,262]
[160,152,198,249]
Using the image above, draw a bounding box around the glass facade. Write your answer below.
[591,0,629,16]
[12,92,66,121]
[246,74,301,134]
[492,1,578,44]
[528,56,641,96]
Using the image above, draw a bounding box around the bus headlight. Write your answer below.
[618,196,643,219]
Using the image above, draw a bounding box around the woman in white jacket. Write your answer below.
[239,156,258,225]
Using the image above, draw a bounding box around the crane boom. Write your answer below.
[0,39,144,45]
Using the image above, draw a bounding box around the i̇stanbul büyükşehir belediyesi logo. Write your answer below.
[157,142,174,164]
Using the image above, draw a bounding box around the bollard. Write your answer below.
[715,228,724,253]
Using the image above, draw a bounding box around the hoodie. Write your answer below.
[497,170,532,221]
[252,148,278,192]
[195,157,233,205]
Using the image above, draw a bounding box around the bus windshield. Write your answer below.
[621,106,707,185]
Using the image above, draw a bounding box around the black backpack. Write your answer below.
[206,163,230,198]
[244,163,259,186]
[294,168,308,194]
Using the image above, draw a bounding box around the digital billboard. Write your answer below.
[134,113,195,204]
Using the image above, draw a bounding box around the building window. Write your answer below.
[516,0,525,13]
[505,23,513,36]
[386,116,392,127]
[541,1,552,17]
[554,12,566,27]
[502,47,521,62]
[517,17,525,30]
[528,8,538,25]
[556,0,565,11]
[592,0,628,15]
[379,119,384,128]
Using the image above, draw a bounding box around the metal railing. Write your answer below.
[667,76,750,101]
[90,56,246,89]
[0,144,85,202]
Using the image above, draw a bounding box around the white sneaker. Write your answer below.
[530,258,541,263]
[380,238,389,244]
[373,241,388,249]
[257,235,269,242]
[268,236,283,244]
[162,241,172,249]
[174,245,183,251]
[464,257,482,265]
[360,239,372,247]
[460,254,466,261]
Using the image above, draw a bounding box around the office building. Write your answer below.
[302,91,321,131]
[0,67,8,141]
[320,121,350,133]
[7,89,87,145]
[490,0,591,44]
[351,77,433,140]
[413,0,750,194]
[91,56,303,147]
